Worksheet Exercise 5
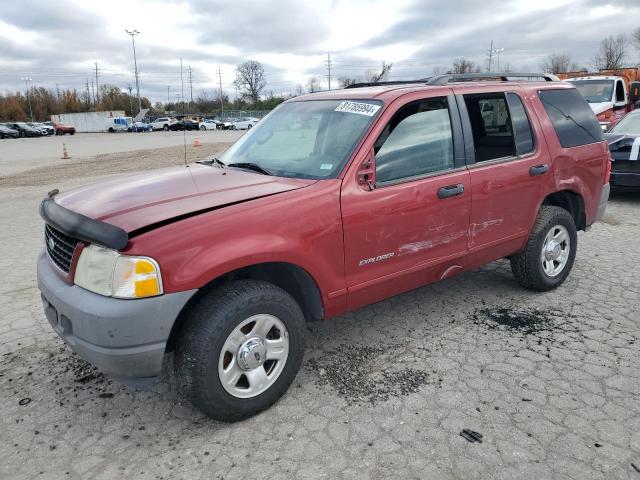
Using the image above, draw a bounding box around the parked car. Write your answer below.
[604,109,640,189]
[128,121,153,132]
[37,74,609,422]
[29,123,55,135]
[230,117,260,130]
[0,124,20,139]
[199,119,219,130]
[6,122,42,137]
[169,119,199,131]
[105,117,128,133]
[54,123,76,135]
[218,118,235,130]
[150,117,177,131]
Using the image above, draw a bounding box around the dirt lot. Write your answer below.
[0,139,639,479]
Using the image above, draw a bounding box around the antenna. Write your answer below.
[180,58,187,165]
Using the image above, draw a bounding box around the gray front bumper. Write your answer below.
[37,252,196,380]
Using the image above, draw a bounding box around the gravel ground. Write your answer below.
[0,143,639,479]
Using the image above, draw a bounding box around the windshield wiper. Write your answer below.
[197,157,226,168]
[226,162,273,176]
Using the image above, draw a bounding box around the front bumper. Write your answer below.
[37,252,196,381]
[610,172,640,188]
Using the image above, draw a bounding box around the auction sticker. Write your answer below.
[335,101,381,116]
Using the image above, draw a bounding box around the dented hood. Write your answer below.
[55,163,315,233]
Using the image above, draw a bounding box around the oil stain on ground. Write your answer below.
[305,344,431,404]
[473,306,576,336]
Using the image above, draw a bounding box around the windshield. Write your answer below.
[218,99,382,179]
[569,80,614,103]
[610,113,640,135]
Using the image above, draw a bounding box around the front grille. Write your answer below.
[45,225,79,273]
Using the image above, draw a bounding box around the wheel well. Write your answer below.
[542,190,586,230]
[165,262,324,352]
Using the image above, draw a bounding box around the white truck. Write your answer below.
[559,69,640,131]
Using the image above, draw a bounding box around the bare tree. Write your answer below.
[364,61,393,82]
[294,84,305,96]
[449,58,480,74]
[338,77,358,88]
[594,35,628,70]
[541,53,579,73]
[233,60,266,103]
[306,77,321,93]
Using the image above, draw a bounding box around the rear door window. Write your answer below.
[538,88,604,148]
[462,93,516,162]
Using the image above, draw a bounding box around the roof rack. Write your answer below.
[426,72,559,85]
[344,72,558,89]
[344,79,428,89]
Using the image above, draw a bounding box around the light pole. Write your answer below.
[125,29,142,115]
[493,48,505,71]
[21,77,33,121]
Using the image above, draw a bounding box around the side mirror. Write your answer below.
[357,149,376,191]
[630,82,640,104]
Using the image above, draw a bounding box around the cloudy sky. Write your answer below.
[1,0,639,102]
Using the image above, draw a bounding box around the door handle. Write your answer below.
[437,184,465,199]
[529,164,549,176]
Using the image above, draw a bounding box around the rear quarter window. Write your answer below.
[538,88,604,148]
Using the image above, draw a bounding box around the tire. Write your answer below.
[108,128,114,133]
[200,125,206,131]
[231,125,236,130]
[175,279,305,422]
[70,131,74,135]
[248,124,252,129]
[510,205,577,291]
[163,125,169,131]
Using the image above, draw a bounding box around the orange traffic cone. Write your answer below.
[61,143,71,159]
[193,136,202,147]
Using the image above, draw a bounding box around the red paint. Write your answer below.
[52,81,609,320]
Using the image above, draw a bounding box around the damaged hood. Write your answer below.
[54,163,315,232]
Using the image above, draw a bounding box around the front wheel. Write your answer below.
[175,280,305,422]
[163,125,169,131]
[510,205,577,291]
[200,125,206,131]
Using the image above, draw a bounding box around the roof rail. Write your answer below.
[426,72,559,85]
[344,79,428,89]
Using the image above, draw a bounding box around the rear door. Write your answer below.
[455,87,555,266]
[341,91,471,309]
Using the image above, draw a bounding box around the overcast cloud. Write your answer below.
[0,0,639,102]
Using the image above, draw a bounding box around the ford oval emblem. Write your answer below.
[48,237,55,250]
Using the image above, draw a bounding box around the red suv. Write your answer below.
[37,74,610,421]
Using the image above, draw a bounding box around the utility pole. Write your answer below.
[188,66,193,104]
[94,62,100,104]
[85,79,91,108]
[167,85,170,106]
[180,58,184,114]
[217,65,224,116]
[55,83,60,101]
[127,84,133,115]
[487,40,494,71]
[125,29,142,115]
[90,80,95,105]
[326,53,332,90]
[21,77,33,122]
[495,48,505,71]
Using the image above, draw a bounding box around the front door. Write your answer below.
[341,93,471,310]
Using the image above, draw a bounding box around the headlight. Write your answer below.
[74,245,163,299]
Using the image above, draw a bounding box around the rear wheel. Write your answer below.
[163,124,169,131]
[510,206,577,291]
[200,125,206,131]
[175,280,305,422]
